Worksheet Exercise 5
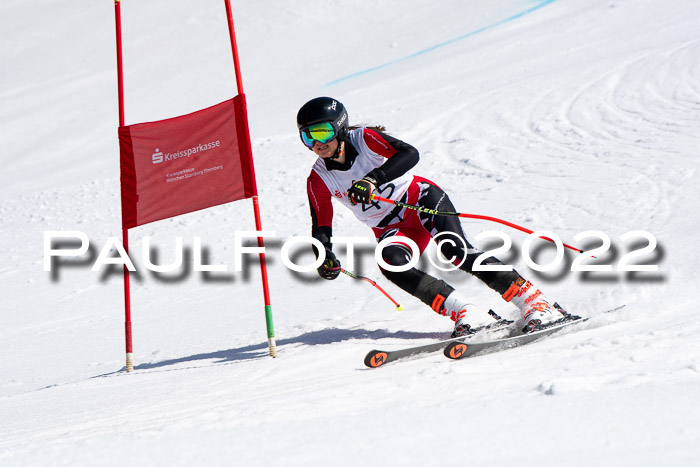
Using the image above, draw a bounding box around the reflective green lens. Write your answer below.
[301,122,336,147]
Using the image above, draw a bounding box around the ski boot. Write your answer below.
[507,280,579,333]
[436,291,504,338]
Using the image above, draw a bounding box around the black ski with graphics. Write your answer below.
[364,306,624,367]
[363,319,513,368]
[443,305,625,360]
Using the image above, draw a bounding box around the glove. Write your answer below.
[318,249,341,280]
[347,176,378,206]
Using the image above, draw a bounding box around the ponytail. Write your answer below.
[350,124,388,133]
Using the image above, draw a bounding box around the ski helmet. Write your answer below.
[296,97,349,148]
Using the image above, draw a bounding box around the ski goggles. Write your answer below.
[299,122,337,148]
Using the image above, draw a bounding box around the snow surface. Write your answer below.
[2,0,700,465]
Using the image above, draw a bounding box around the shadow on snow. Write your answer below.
[108,327,444,374]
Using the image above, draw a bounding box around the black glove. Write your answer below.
[347,176,378,205]
[318,249,341,280]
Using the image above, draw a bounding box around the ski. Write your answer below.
[363,319,513,368]
[443,305,626,360]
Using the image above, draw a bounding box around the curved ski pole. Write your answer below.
[341,268,404,311]
[370,194,584,254]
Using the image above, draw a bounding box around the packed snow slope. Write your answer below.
[1,0,699,465]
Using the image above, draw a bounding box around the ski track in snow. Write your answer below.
[1,0,700,466]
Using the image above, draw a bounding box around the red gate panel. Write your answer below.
[119,95,255,228]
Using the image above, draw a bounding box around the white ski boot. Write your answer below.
[435,291,499,337]
[507,280,574,333]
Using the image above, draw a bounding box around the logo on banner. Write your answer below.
[152,148,164,164]
[151,140,222,165]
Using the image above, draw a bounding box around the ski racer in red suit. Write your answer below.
[299,97,575,336]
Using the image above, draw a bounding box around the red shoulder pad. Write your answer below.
[363,128,397,158]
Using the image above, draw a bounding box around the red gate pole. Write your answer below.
[115,0,134,372]
[224,0,277,357]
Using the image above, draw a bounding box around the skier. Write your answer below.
[298,96,575,336]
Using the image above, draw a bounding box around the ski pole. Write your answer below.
[341,268,404,311]
[370,194,584,254]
